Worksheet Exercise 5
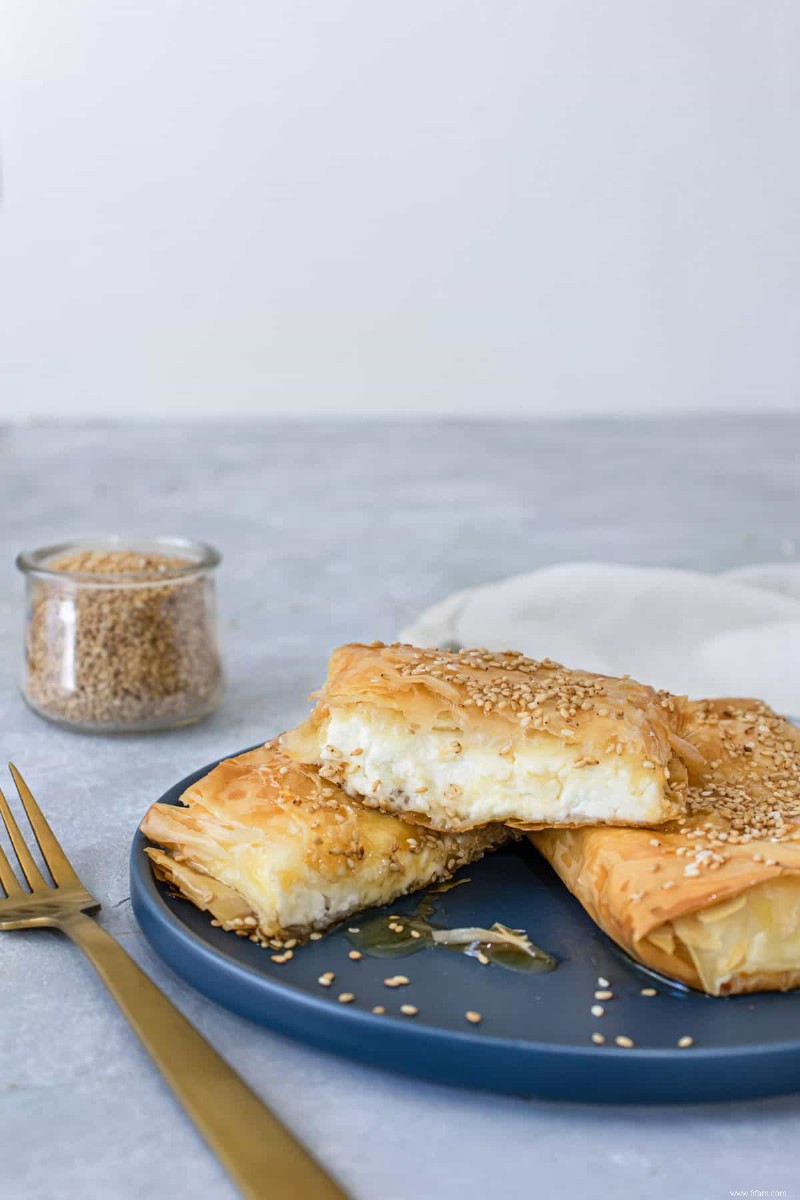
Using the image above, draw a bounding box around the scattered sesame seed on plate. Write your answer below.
[347,928,360,934]
[309,932,323,941]
[597,976,610,988]
[348,950,363,961]
[640,987,658,997]
[591,1004,605,1018]
[371,1005,386,1015]
[615,1035,635,1048]
[337,992,355,1004]
[465,1011,482,1025]
[400,1004,418,1017]
[677,1036,694,1048]
[594,990,613,1001]
[591,1033,605,1045]
[317,972,335,987]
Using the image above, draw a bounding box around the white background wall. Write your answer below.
[1,1,799,421]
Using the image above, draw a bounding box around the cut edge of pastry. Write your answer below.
[282,641,693,832]
[140,741,510,945]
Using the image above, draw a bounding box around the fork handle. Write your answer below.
[59,912,349,1200]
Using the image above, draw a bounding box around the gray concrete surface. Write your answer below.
[1,418,798,1200]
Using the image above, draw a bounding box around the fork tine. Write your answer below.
[0,782,49,890]
[8,764,83,889]
[0,839,24,897]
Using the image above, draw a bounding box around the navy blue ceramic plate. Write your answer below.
[131,749,800,1103]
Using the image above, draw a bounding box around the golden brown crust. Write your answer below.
[140,740,508,943]
[281,641,695,829]
[532,697,800,994]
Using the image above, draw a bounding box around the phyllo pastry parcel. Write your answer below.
[141,742,507,945]
[281,642,698,833]
[532,698,800,995]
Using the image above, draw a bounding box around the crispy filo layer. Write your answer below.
[141,741,508,944]
[532,698,800,995]
[281,642,697,832]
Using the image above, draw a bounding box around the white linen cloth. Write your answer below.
[400,563,800,714]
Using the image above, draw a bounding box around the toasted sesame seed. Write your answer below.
[594,990,613,1001]
[309,932,323,941]
[318,972,335,987]
[677,1036,694,1048]
[465,1011,482,1024]
[410,930,422,939]
[615,1035,635,1048]
[371,1005,386,1015]
[348,950,363,961]
[400,1004,418,1016]
[347,927,360,934]
[591,1005,605,1018]
[337,992,355,1004]
[591,1033,605,1045]
[640,987,658,997]
[597,976,610,988]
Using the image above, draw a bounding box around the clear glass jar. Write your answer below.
[17,536,224,733]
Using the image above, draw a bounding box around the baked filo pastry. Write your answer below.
[141,741,508,946]
[532,698,800,995]
[280,642,698,833]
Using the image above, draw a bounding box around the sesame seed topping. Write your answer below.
[597,976,610,988]
[309,932,323,941]
[594,990,613,1001]
[337,992,355,1004]
[465,1011,482,1024]
[591,1033,605,1045]
[677,1036,694,1048]
[615,1035,635,1048]
[371,1005,386,1015]
[318,972,335,987]
[591,1005,605,1018]
[400,1004,418,1016]
[640,987,658,997]
[384,975,410,988]
[348,950,363,961]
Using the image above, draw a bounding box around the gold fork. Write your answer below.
[0,764,349,1200]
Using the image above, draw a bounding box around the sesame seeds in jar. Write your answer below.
[17,537,224,733]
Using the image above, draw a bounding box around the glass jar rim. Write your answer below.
[16,535,222,586]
